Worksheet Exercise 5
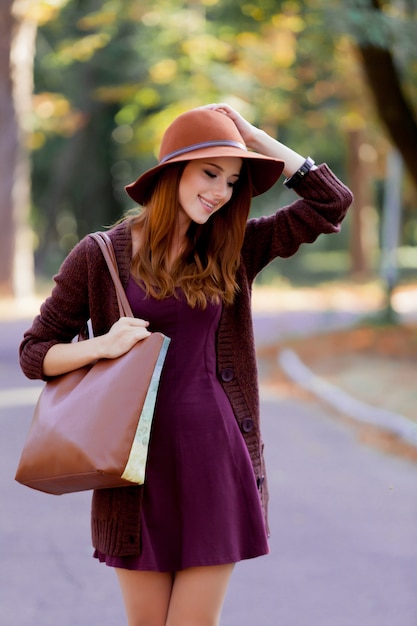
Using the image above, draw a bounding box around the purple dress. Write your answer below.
[95,278,268,572]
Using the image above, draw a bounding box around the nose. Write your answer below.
[213,179,230,202]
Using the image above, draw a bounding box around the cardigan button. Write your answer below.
[241,418,254,433]
[257,475,265,489]
[220,368,234,382]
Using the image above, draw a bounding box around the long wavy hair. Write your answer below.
[129,160,252,309]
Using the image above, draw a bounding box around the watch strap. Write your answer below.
[284,157,315,189]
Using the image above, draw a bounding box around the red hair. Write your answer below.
[129,161,252,308]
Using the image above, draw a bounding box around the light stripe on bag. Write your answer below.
[121,336,171,483]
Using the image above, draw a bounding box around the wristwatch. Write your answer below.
[284,157,315,189]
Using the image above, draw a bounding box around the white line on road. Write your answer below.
[278,348,417,448]
[0,386,42,408]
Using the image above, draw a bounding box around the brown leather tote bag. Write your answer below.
[15,232,170,495]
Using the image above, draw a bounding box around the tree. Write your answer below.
[324,0,417,277]
[24,0,417,280]
[31,0,357,270]
[0,0,37,297]
[344,0,417,190]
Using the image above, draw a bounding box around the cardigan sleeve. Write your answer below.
[19,236,92,381]
[19,222,132,382]
[241,163,353,281]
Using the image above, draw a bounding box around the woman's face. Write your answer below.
[177,156,242,227]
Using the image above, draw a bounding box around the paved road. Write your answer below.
[1,320,417,626]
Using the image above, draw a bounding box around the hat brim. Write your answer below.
[125,146,285,205]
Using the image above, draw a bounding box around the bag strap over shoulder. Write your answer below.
[89,231,133,318]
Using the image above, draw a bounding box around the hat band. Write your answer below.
[160,140,247,164]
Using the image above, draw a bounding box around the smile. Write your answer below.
[198,195,217,211]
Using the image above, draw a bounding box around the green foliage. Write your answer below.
[30,0,417,276]
[327,0,417,56]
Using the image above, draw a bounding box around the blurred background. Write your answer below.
[1,0,416,294]
[2,0,417,402]
[1,3,417,624]
[0,0,416,431]
[2,0,416,423]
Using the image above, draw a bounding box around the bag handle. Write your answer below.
[89,232,134,318]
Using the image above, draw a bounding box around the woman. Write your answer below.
[20,103,353,626]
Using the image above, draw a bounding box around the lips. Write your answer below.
[198,195,217,211]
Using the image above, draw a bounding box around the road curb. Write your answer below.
[278,348,417,448]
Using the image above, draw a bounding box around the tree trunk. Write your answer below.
[0,0,36,297]
[347,129,376,278]
[357,1,417,191]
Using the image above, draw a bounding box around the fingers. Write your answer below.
[205,103,236,117]
[118,316,149,329]
[204,103,259,148]
[114,317,151,342]
[199,103,259,150]
[199,103,237,118]
[123,317,152,341]
[101,317,152,359]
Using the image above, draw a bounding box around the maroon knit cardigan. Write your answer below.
[20,164,353,556]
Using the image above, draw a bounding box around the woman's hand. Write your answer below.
[98,317,151,360]
[202,102,308,177]
[42,317,151,377]
[202,103,259,148]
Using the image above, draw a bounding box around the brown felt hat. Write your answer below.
[125,108,285,204]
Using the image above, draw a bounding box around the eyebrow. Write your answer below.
[203,162,241,178]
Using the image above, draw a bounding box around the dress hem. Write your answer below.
[93,547,269,573]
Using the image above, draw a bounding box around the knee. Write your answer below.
[124,604,169,626]
[127,618,166,626]
[165,608,220,626]
[166,613,220,626]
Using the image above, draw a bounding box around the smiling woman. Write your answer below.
[19,103,353,626]
[178,157,242,225]
[129,153,251,309]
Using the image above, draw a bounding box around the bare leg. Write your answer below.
[166,563,235,626]
[115,568,174,626]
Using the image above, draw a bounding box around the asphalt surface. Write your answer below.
[1,319,417,626]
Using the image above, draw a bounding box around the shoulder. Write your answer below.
[88,220,132,254]
[54,221,132,286]
[101,220,133,286]
[81,220,132,265]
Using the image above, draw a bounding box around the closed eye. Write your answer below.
[204,169,238,188]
